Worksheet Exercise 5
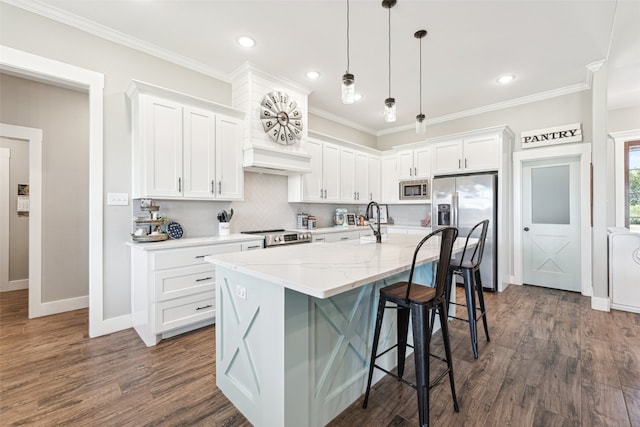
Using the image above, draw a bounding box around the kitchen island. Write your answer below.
[205,233,469,427]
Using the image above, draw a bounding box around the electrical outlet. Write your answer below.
[107,192,128,206]
[236,285,247,300]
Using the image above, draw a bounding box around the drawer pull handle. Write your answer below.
[247,245,261,249]
[341,237,349,240]
[196,277,213,282]
[195,304,212,311]
[195,255,209,259]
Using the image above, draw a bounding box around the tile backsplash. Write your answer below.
[134,172,429,237]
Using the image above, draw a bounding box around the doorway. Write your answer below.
[513,143,592,296]
[522,157,581,291]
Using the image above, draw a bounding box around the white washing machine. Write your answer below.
[608,227,640,313]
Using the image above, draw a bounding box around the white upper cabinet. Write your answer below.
[354,151,369,203]
[367,155,381,202]
[289,138,341,202]
[215,115,244,200]
[397,146,431,179]
[127,81,245,201]
[432,134,500,175]
[339,148,356,202]
[140,96,184,198]
[182,105,216,199]
[381,154,399,204]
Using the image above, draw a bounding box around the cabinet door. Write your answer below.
[302,139,324,201]
[397,149,414,179]
[340,148,356,202]
[432,140,462,176]
[183,106,216,199]
[354,152,369,203]
[322,143,340,201]
[142,95,183,197]
[367,156,381,202]
[463,135,500,172]
[414,146,431,178]
[216,115,243,200]
[381,155,399,203]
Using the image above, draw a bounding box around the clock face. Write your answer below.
[260,91,303,145]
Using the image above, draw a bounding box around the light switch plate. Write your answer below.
[107,192,128,206]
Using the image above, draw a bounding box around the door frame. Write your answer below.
[0,46,108,336]
[0,125,42,311]
[513,143,592,295]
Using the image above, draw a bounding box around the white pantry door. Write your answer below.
[522,156,581,291]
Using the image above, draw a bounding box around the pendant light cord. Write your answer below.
[388,5,391,98]
[419,35,422,114]
[346,0,350,72]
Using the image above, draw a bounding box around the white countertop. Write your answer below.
[206,234,470,299]
[126,234,264,250]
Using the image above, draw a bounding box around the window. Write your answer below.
[626,140,640,232]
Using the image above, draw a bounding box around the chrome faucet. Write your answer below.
[366,201,382,243]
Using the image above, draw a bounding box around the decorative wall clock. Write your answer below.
[260,91,303,145]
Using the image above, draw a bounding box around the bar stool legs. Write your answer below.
[363,295,459,427]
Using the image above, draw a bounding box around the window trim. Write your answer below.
[624,140,640,229]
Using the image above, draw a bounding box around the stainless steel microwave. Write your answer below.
[399,179,431,200]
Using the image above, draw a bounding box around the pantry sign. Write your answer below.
[521,123,582,149]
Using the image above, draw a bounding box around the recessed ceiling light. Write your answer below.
[497,74,515,84]
[306,71,320,80]
[354,93,363,101]
[237,36,255,48]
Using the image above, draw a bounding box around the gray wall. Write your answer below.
[608,107,640,133]
[308,113,377,148]
[0,136,29,282]
[0,74,89,302]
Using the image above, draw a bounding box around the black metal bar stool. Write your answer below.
[362,227,459,427]
[445,219,490,359]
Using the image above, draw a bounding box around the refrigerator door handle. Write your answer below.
[452,192,459,227]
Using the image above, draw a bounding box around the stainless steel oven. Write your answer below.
[241,229,312,248]
[399,178,431,200]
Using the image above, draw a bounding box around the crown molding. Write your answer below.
[377,80,592,136]
[230,61,311,96]
[3,0,231,83]
[308,107,378,136]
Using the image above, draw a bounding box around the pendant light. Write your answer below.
[415,29,427,134]
[341,0,355,104]
[382,0,396,122]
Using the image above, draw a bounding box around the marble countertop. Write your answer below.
[127,234,264,250]
[206,234,470,299]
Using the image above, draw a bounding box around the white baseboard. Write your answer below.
[30,295,88,318]
[89,313,132,338]
[1,279,28,292]
[591,296,610,312]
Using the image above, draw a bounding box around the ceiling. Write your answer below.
[13,0,640,135]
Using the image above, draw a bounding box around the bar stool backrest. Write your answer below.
[459,219,489,268]
[405,227,459,301]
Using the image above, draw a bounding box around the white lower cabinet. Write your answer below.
[130,239,263,346]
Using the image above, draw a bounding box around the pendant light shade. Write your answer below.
[415,29,427,134]
[341,0,355,104]
[382,0,396,122]
[384,97,396,123]
[342,72,355,104]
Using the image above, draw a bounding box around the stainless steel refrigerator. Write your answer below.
[431,172,498,291]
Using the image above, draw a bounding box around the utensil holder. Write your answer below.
[219,222,230,236]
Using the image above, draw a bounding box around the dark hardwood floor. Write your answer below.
[1,285,638,426]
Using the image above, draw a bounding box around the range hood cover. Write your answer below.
[231,63,312,175]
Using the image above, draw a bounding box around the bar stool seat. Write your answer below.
[446,219,490,359]
[362,227,459,427]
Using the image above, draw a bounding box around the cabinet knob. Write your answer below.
[524,227,530,231]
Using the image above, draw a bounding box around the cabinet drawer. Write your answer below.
[155,291,215,333]
[152,243,242,270]
[153,264,215,302]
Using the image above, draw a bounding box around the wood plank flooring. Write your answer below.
[1,285,638,426]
